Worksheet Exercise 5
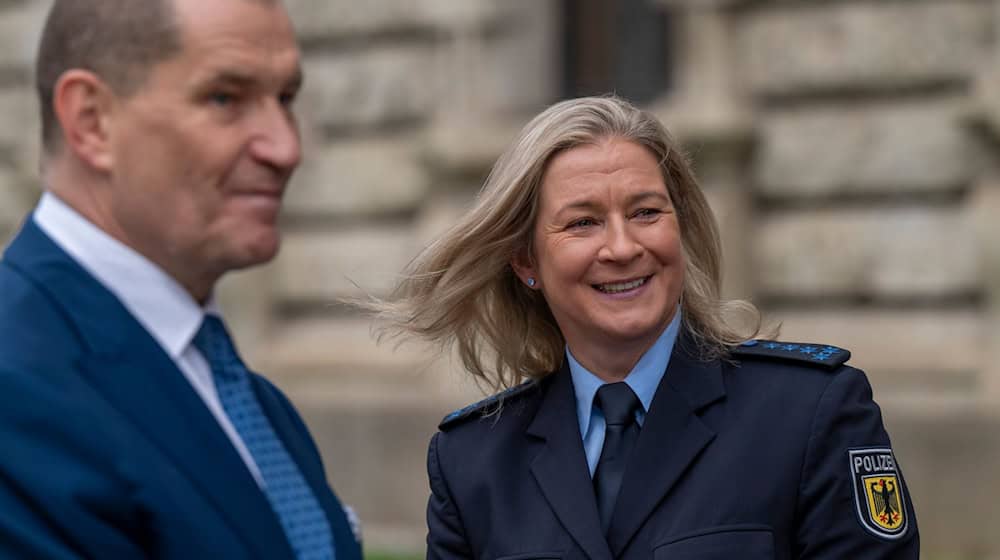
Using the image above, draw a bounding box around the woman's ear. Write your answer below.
[510,246,539,289]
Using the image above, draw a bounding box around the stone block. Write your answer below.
[286,0,500,39]
[274,227,418,302]
[254,317,435,377]
[300,47,437,131]
[215,264,277,349]
[739,2,991,96]
[886,408,1000,558]
[472,0,559,113]
[0,170,20,224]
[422,117,522,177]
[755,208,979,299]
[287,137,429,218]
[756,101,974,197]
[0,87,41,176]
[412,190,478,247]
[969,180,1000,405]
[770,309,984,394]
[703,188,753,299]
[0,166,36,238]
[286,0,432,37]
[417,0,504,29]
[0,1,48,71]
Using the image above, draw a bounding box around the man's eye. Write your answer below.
[279,91,298,108]
[210,92,235,106]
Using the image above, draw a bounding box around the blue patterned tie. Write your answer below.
[193,315,334,560]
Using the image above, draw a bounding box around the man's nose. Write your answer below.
[249,101,301,172]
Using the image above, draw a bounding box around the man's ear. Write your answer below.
[52,69,116,172]
[510,245,539,289]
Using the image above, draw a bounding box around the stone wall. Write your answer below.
[2,0,998,556]
[657,0,1000,557]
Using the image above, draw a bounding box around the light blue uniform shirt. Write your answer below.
[567,308,683,477]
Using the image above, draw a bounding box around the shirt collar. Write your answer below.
[568,307,683,437]
[33,192,213,358]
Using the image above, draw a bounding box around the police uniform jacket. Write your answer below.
[426,334,919,559]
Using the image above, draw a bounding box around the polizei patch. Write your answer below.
[848,447,908,539]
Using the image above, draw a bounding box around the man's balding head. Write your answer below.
[35,0,181,153]
[35,0,279,154]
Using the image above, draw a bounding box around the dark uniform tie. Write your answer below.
[593,382,642,534]
[194,316,335,560]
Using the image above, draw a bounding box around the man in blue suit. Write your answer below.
[0,0,361,558]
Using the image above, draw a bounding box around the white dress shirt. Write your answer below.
[33,192,264,486]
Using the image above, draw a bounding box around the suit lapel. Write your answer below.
[527,367,612,560]
[606,339,726,556]
[5,221,295,559]
[80,351,294,559]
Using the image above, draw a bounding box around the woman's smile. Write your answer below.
[592,275,651,296]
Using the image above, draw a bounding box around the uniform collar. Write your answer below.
[33,192,217,359]
[568,307,682,436]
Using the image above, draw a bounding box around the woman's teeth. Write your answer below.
[595,277,646,294]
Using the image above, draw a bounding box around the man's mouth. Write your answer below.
[593,276,649,294]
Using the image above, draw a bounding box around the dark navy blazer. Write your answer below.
[427,336,919,559]
[0,218,362,560]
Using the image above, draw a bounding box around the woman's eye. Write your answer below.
[633,208,661,219]
[568,218,596,229]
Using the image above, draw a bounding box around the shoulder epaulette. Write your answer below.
[732,340,851,371]
[439,381,537,430]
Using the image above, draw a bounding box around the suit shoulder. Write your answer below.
[439,381,539,431]
[732,339,851,371]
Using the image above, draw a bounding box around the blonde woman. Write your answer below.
[375,96,918,559]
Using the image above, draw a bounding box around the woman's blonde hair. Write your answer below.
[371,96,762,392]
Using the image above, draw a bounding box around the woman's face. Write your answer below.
[513,137,684,358]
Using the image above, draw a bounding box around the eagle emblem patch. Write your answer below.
[849,448,908,539]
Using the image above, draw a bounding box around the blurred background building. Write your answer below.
[1,0,999,557]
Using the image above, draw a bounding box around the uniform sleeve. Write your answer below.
[426,431,473,560]
[795,366,919,559]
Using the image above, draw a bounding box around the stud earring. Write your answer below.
[527,278,536,288]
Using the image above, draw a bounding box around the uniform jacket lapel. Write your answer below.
[526,365,612,560]
[606,337,726,556]
[3,220,295,559]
